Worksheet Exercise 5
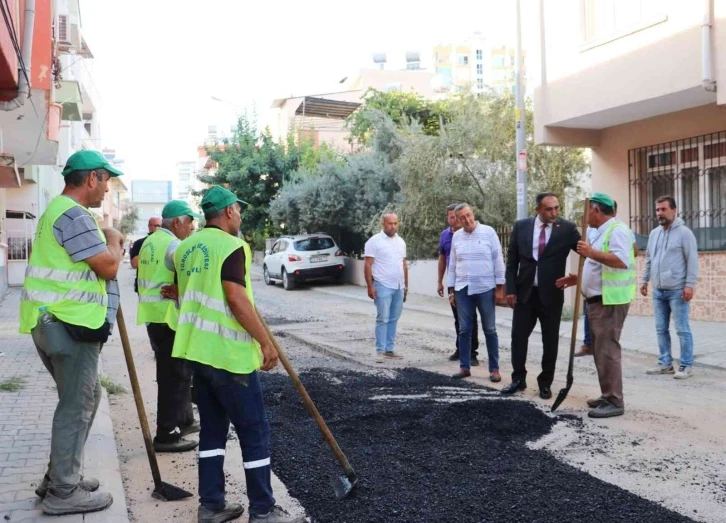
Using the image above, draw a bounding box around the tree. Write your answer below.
[115,205,139,236]
[200,115,301,247]
[347,88,452,145]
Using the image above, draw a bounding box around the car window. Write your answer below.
[271,241,280,254]
[280,241,288,251]
[294,237,336,251]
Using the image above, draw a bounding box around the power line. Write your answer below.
[0,0,32,93]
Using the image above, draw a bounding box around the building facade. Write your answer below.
[131,180,171,235]
[535,0,726,321]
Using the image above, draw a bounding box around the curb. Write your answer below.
[84,356,130,523]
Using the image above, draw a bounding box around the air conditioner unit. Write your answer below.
[57,15,81,51]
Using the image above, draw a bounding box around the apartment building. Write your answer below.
[535,0,726,321]
[131,180,172,235]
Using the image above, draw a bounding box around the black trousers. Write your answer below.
[452,304,479,357]
[146,323,194,441]
[510,287,563,388]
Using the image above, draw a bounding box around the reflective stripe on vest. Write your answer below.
[601,221,636,306]
[136,230,179,329]
[171,228,260,374]
[19,196,108,334]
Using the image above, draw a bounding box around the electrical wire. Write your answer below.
[0,0,32,92]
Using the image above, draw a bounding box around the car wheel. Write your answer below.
[263,265,275,286]
[282,269,295,291]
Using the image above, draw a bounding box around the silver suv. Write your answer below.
[263,234,346,290]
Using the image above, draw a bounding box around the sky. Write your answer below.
[81,0,540,185]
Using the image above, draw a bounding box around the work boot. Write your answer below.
[153,436,198,453]
[249,505,305,523]
[42,487,113,515]
[646,364,675,375]
[35,474,99,499]
[198,502,244,523]
[181,420,201,437]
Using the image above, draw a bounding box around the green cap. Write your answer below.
[61,150,124,177]
[590,192,615,208]
[200,185,248,214]
[162,200,203,219]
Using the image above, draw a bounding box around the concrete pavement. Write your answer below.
[0,288,129,523]
[252,266,726,370]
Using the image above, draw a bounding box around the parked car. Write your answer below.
[263,234,346,290]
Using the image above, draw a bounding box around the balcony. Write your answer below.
[56,81,83,121]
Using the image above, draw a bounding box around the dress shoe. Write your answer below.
[489,370,501,383]
[471,356,480,366]
[539,386,552,400]
[574,345,593,357]
[451,369,471,380]
[500,380,527,395]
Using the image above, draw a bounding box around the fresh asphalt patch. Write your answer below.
[262,368,695,523]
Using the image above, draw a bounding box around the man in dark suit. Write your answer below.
[501,193,581,399]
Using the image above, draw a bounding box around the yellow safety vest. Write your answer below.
[136,229,179,329]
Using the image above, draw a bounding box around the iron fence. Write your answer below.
[629,130,726,251]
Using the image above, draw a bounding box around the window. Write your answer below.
[154,207,161,215]
[294,237,336,251]
[477,79,484,90]
[271,241,281,254]
[475,49,483,61]
[457,55,469,66]
[629,131,726,251]
[476,64,483,75]
[582,0,665,44]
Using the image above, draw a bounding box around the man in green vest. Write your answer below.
[557,192,636,419]
[137,200,202,453]
[19,150,124,515]
[170,186,303,523]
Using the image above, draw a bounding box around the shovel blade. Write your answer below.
[332,473,357,500]
[550,386,571,413]
[152,481,193,501]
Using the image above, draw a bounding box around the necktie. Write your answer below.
[538,223,547,258]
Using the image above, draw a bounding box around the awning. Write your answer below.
[56,80,84,121]
[0,154,20,188]
[294,97,361,119]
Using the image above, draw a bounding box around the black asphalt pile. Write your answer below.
[262,368,695,523]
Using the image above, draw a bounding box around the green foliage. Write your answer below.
[115,206,139,237]
[99,376,126,395]
[0,376,25,392]
[298,138,344,171]
[347,88,452,144]
[270,152,399,256]
[201,115,301,241]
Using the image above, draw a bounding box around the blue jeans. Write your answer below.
[374,281,404,352]
[455,287,499,371]
[653,288,694,367]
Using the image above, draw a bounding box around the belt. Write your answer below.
[585,295,602,305]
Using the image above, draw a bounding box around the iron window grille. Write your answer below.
[629,130,726,251]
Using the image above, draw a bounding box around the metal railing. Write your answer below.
[628,130,726,251]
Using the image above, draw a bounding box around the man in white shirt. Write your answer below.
[557,193,635,419]
[364,213,408,362]
[447,204,505,381]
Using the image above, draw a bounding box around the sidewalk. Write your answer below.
[0,288,129,523]
[256,268,726,370]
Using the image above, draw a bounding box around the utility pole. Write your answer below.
[515,0,528,219]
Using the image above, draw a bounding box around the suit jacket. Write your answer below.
[505,217,580,307]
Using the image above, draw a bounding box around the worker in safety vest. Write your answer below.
[19,150,124,516]
[557,192,636,419]
[137,199,202,452]
[170,185,303,523]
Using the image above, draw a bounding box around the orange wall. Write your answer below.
[0,0,19,90]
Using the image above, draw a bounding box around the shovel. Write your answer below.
[255,307,358,500]
[551,198,590,413]
[116,305,193,501]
